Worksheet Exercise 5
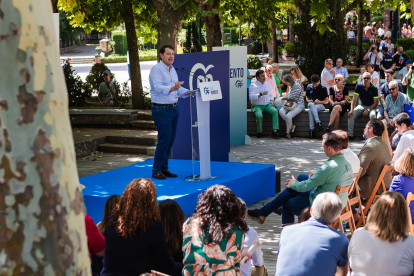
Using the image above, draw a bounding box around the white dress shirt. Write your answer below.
[249,80,273,105]
[341,148,360,174]
[393,130,414,161]
[241,227,264,276]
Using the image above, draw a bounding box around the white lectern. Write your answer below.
[177,81,222,181]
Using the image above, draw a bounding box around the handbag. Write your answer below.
[284,84,302,111]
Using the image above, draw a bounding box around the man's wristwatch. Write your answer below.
[367,108,371,112]
[259,93,263,96]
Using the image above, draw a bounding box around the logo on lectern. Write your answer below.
[204,87,210,95]
[235,80,243,88]
[189,63,215,90]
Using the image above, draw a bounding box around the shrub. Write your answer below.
[396,38,414,51]
[405,50,414,62]
[284,42,295,56]
[362,43,370,52]
[278,46,284,55]
[112,81,132,107]
[112,32,128,55]
[143,86,152,110]
[101,56,127,63]
[85,63,114,93]
[63,64,92,107]
[247,54,261,69]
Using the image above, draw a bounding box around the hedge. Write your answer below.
[405,50,414,62]
[101,54,157,63]
[247,54,261,69]
[395,38,414,51]
[112,32,128,55]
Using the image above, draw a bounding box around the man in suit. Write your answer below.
[358,119,392,198]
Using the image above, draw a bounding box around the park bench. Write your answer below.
[247,108,370,138]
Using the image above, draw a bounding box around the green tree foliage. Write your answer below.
[59,10,83,46]
[191,21,203,52]
[63,63,92,107]
[184,22,192,53]
[396,38,414,51]
[247,55,261,69]
[293,0,348,78]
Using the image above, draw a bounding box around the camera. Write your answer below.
[371,47,376,51]
[412,65,414,71]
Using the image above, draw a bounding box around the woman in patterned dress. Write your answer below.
[182,185,250,276]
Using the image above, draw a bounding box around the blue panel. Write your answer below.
[172,51,230,162]
[80,159,275,222]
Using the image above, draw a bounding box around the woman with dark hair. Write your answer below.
[183,185,249,275]
[101,179,182,276]
[348,192,414,275]
[159,199,186,263]
[98,195,121,235]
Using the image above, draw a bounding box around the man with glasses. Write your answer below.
[392,113,414,162]
[348,72,379,140]
[321,59,335,90]
[383,80,409,129]
[378,70,403,120]
[332,58,349,84]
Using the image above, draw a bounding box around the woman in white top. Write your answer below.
[348,192,414,276]
[287,66,307,93]
[366,63,379,88]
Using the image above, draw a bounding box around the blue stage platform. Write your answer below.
[80,159,276,222]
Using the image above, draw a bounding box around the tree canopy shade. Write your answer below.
[0,0,91,274]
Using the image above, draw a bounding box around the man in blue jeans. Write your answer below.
[149,45,193,179]
[247,132,353,225]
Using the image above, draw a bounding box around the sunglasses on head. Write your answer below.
[363,77,371,80]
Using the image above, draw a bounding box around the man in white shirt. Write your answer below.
[249,70,280,138]
[321,59,335,90]
[239,198,265,276]
[393,113,414,161]
[332,130,360,174]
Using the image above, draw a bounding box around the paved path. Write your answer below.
[76,136,364,274]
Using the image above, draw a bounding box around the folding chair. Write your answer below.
[348,168,366,228]
[334,184,356,234]
[406,192,414,236]
[357,165,394,228]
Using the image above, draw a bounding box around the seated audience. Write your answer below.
[279,74,305,139]
[271,63,284,98]
[378,69,403,120]
[321,59,335,90]
[249,70,279,138]
[393,113,414,161]
[348,72,378,140]
[332,130,360,174]
[383,80,409,128]
[85,213,105,275]
[358,119,392,199]
[305,74,329,138]
[289,66,308,91]
[101,179,183,276]
[390,148,414,223]
[327,74,349,132]
[282,50,288,61]
[401,59,413,96]
[379,47,395,79]
[348,192,414,275]
[356,65,367,84]
[276,193,349,276]
[239,198,265,276]
[265,65,279,99]
[98,195,121,235]
[183,185,249,275]
[247,133,353,225]
[159,199,186,263]
[366,63,380,89]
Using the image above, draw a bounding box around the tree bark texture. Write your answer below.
[288,15,295,42]
[201,0,222,52]
[271,21,278,62]
[356,0,363,66]
[124,0,144,109]
[51,0,59,13]
[0,0,91,275]
[152,0,187,59]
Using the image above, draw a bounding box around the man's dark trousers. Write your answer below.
[151,105,179,173]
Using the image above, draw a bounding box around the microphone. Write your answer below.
[175,67,205,77]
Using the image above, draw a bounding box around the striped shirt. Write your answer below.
[287,81,305,108]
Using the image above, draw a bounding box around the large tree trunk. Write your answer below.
[356,0,364,66]
[0,0,90,274]
[51,0,58,12]
[124,0,144,109]
[271,21,278,62]
[153,0,187,58]
[201,0,221,51]
[288,14,295,42]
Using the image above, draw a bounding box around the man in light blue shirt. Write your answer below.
[149,45,191,179]
[332,58,349,84]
